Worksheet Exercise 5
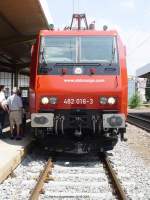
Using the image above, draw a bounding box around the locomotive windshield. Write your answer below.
[38,36,119,75]
[40,36,76,63]
[80,37,117,63]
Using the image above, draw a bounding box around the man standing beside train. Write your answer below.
[6,87,23,140]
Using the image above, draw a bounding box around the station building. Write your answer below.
[0,0,52,99]
[128,75,136,100]
[0,0,53,184]
[136,63,150,102]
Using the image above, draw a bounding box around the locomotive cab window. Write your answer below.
[39,36,76,63]
[38,36,119,75]
[80,36,118,64]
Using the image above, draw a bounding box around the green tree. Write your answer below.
[145,78,150,102]
[129,92,141,108]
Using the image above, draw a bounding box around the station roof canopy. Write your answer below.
[136,63,150,79]
[0,0,50,74]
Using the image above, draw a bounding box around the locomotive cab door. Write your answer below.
[19,87,29,111]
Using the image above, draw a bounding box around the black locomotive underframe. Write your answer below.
[35,109,125,152]
[37,134,118,152]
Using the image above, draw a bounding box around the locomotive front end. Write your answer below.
[30,30,127,152]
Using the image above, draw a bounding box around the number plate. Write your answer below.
[64,98,94,105]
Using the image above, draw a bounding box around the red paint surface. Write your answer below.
[29,30,128,117]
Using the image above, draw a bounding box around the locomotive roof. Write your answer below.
[39,30,118,36]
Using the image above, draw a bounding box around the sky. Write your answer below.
[40,0,150,76]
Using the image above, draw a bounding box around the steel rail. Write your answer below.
[29,159,53,200]
[102,153,127,200]
[29,154,127,199]
[127,114,150,132]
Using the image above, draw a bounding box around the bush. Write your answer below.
[129,92,141,108]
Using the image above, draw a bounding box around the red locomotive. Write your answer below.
[30,14,128,153]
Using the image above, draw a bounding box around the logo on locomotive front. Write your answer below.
[64,79,105,83]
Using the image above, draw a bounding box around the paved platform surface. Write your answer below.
[0,133,32,183]
[128,107,150,113]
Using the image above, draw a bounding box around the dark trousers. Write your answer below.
[0,109,5,134]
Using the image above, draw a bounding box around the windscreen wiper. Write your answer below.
[104,67,116,71]
[40,48,47,67]
[51,62,111,67]
[111,40,116,64]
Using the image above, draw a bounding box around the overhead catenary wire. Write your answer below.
[125,24,147,44]
[125,22,150,57]
[78,0,80,13]
[72,0,75,13]
[128,34,150,57]
[72,0,80,14]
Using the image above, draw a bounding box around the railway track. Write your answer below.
[29,153,127,200]
[127,113,150,132]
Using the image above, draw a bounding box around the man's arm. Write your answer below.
[1,99,8,111]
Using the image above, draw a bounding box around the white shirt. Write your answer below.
[7,94,23,111]
[0,91,6,103]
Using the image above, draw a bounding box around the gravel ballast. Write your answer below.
[0,155,46,200]
[40,160,115,200]
[0,123,149,200]
[109,123,150,200]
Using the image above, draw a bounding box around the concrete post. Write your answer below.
[11,72,14,92]
[14,67,19,87]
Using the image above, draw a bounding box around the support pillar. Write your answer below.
[14,68,19,87]
[11,72,14,92]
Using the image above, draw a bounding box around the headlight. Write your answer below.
[49,97,57,104]
[100,97,108,104]
[108,97,116,105]
[41,97,49,105]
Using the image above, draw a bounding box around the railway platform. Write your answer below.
[0,127,33,184]
[128,107,150,113]
[127,108,150,132]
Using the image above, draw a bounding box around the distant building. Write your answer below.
[137,78,147,102]
[136,63,150,79]
[136,63,150,102]
[128,75,136,100]
[128,75,147,102]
